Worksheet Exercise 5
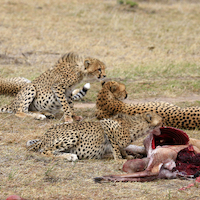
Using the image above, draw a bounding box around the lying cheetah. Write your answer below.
[95,81,128,119]
[0,52,106,122]
[95,81,200,130]
[0,77,31,96]
[26,112,162,161]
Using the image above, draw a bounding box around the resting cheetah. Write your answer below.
[0,77,31,96]
[26,112,162,161]
[95,81,128,119]
[0,52,106,122]
[95,81,200,130]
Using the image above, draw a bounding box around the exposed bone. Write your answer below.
[94,127,200,183]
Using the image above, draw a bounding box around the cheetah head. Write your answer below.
[142,112,163,128]
[84,58,106,80]
[102,81,128,100]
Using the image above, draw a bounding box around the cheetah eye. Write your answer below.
[98,68,101,72]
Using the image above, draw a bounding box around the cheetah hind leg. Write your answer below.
[41,134,79,161]
[13,84,46,120]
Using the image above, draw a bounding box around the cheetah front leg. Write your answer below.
[110,143,123,160]
[67,97,83,121]
[40,150,78,161]
[100,118,132,161]
[13,84,46,120]
[100,119,124,160]
[111,144,134,160]
[52,82,82,123]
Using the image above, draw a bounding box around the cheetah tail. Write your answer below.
[26,139,42,151]
[0,105,13,114]
[71,83,90,101]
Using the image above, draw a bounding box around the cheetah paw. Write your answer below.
[57,153,78,161]
[35,114,46,120]
[43,113,55,119]
[66,153,78,161]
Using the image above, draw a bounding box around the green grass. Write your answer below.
[0,0,200,199]
[108,62,200,80]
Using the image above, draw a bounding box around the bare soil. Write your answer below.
[75,95,200,109]
[1,0,200,199]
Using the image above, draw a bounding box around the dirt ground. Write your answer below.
[0,0,200,199]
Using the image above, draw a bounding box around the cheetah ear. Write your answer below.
[110,84,117,93]
[84,59,91,69]
[145,113,152,123]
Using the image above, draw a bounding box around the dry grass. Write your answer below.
[0,0,200,199]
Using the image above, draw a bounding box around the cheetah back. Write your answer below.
[27,122,110,160]
[96,81,200,130]
[27,112,162,160]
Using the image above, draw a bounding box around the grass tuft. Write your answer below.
[0,0,200,199]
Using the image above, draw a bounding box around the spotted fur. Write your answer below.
[26,112,162,161]
[0,52,106,122]
[0,77,90,101]
[0,77,31,96]
[96,81,200,130]
[95,81,128,119]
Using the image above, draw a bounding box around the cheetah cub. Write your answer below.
[26,112,162,161]
[0,52,106,122]
[95,80,200,130]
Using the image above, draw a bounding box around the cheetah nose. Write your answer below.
[125,94,128,99]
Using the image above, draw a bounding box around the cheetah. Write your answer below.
[0,52,106,122]
[0,77,31,96]
[95,81,128,119]
[95,81,200,130]
[26,112,162,161]
[0,77,91,100]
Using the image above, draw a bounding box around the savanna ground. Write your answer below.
[0,0,200,199]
